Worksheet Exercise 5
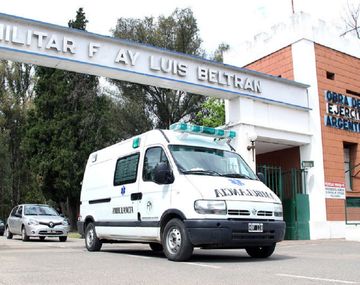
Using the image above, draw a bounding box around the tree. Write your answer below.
[193,43,229,128]
[341,2,360,38]
[193,97,225,128]
[24,8,115,229]
[0,61,35,216]
[111,8,206,129]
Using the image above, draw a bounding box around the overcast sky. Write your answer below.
[0,0,357,53]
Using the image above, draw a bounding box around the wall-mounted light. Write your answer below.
[247,132,257,162]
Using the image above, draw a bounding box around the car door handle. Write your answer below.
[131,192,142,201]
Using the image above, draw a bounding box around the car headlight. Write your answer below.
[28,219,39,225]
[62,220,69,226]
[274,204,283,217]
[194,200,227,215]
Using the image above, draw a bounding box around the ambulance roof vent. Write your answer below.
[169,122,236,139]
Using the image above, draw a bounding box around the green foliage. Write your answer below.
[68,7,88,30]
[212,43,230,63]
[0,61,34,213]
[193,98,225,128]
[111,8,206,129]
[23,8,115,228]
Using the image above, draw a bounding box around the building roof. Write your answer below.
[225,12,360,67]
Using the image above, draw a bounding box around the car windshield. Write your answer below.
[24,205,59,216]
[169,145,257,180]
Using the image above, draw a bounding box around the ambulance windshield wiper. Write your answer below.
[181,170,221,176]
[222,173,255,180]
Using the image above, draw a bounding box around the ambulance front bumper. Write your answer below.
[184,219,285,248]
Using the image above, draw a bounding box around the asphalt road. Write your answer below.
[0,236,359,285]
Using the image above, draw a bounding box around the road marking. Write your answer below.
[276,273,359,284]
[123,254,150,260]
[183,262,220,269]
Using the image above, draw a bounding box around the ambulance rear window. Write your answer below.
[114,153,140,185]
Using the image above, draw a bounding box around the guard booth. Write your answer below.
[256,147,311,240]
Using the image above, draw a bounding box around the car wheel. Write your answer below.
[245,244,276,258]
[149,242,163,252]
[21,226,29,242]
[85,223,102,251]
[5,226,13,239]
[59,236,67,242]
[162,218,193,261]
[39,236,45,241]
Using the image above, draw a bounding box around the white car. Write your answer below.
[5,204,70,242]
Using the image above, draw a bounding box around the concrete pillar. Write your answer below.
[225,97,257,171]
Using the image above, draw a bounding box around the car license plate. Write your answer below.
[248,223,263,233]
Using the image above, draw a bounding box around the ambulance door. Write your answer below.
[111,153,140,227]
[138,146,173,237]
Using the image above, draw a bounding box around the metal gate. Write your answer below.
[257,165,310,240]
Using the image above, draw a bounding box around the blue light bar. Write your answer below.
[170,123,236,139]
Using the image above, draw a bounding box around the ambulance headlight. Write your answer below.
[274,204,283,217]
[194,200,227,215]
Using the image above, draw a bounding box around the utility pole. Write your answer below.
[291,0,295,14]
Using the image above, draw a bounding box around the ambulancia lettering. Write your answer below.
[214,188,275,200]
[112,206,134,214]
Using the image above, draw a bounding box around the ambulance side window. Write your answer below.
[143,147,169,182]
[114,153,140,186]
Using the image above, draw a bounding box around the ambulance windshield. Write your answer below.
[169,145,257,180]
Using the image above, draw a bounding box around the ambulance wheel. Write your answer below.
[162,218,193,261]
[149,242,163,252]
[85,223,102,251]
[245,244,276,258]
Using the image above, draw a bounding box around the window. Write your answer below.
[16,206,23,217]
[10,207,18,217]
[326,71,335,80]
[114,153,140,186]
[169,145,257,180]
[346,89,360,97]
[344,143,358,191]
[143,147,169,182]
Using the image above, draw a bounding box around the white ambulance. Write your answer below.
[78,123,285,261]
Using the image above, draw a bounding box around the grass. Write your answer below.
[68,232,82,239]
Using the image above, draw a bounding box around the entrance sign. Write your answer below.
[324,90,360,133]
[0,13,309,109]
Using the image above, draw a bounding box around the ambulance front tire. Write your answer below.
[162,218,193,261]
[85,222,102,252]
[245,244,276,258]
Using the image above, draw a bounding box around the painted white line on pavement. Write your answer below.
[123,254,150,260]
[183,262,220,269]
[276,273,359,284]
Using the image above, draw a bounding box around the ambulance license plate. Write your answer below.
[248,223,263,233]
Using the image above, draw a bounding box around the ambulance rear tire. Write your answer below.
[85,222,102,252]
[162,218,193,261]
[149,242,163,252]
[245,244,276,258]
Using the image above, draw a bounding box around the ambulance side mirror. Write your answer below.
[257,172,266,184]
[154,162,174,185]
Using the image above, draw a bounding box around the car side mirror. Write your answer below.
[154,162,174,185]
[60,214,65,217]
[257,172,266,184]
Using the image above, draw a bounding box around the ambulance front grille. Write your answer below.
[257,211,273,217]
[227,209,250,216]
